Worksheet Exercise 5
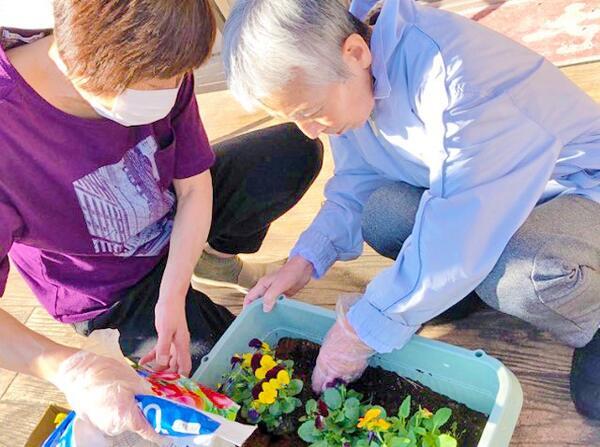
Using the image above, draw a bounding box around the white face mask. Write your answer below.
[51,47,181,127]
[87,86,181,127]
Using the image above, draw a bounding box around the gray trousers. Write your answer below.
[361,182,600,348]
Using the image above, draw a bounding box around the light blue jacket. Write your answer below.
[290,0,600,352]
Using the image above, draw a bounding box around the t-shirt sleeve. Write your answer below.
[0,198,23,297]
[169,73,216,179]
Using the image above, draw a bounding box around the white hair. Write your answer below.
[222,0,365,110]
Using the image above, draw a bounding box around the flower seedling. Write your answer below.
[298,387,458,447]
[298,384,363,446]
[220,338,303,433]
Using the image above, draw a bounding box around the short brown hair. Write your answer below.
[54,0,216,95]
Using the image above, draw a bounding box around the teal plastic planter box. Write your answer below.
[193,297,523,447]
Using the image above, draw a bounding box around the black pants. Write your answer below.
[74,124,323,371]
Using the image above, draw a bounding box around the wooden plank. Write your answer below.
[24,308,87,349]
[1,374,67,408]
[420,311,600,446]
[562,62,600,103]
[0,400,52,447]
[0,369,16,400]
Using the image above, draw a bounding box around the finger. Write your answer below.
[128,404,164,445]
[167,344,178,373]
[175,332,192,377]
[262,280,287,312]
[154,332,174,369]
[244,279,269,307]
[139,348,156,366]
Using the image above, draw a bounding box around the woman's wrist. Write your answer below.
[34,342,80,383]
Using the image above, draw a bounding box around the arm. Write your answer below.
[290,133,392,278]
[141,74,216,375]
[147,171,212,375]
[348,77,563,353]
[245,134,392,309]
[0,307,77,379]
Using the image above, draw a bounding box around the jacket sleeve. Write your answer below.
[290,134,392,277]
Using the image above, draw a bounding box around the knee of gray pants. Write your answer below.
[477,233,600,348]
[361,182,424,259]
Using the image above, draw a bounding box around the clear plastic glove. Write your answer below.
[312,295,375,393]
[244,255,314,312]
[49,350,165,445]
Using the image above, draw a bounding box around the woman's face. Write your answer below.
[261,34,375,139]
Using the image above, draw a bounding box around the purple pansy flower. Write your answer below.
[315,415,324,430]
[249,338,263,349]
[248,409,260,422]
[317,400,329,417]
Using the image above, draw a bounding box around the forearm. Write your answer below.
[161,171,213,300]
[0,308,78,381]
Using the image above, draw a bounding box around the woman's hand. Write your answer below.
[311,295,375,392]
[244,255,314,311]
[50,350,163,444]
[140,297,192,376]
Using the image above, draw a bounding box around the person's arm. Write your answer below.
[0,307,77,379]
[142,171,212,376]
[347,62,563,354]
[245,134,393,310]
[140,74,216,376]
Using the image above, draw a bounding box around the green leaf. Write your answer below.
[288,379,304,396]
[283,360,294,369]
[268,401,282,417]
[432,408,452,430]
[282,397,297,414]
[323,388,343,410]
[306,399,318,415]
[436,434,457,447]
[344,403,360,422]
[399,396,411,419]
[298,420,320,442]
[311,441,329,447]
[389,437,412,447]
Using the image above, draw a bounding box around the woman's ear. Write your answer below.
[342,33,372,70]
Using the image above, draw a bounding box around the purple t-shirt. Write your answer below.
[0,43,215,323]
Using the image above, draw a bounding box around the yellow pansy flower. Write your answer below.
[357,408,390,432]
[421,408,433,419]
[357,408,382,429]
[258,380,278,404]
[276,369,290,386]
[255,355,278,380]
[374,419,391,431]
[242,353,253,368]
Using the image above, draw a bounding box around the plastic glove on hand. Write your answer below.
[49,350,165,445]
[311,295,375,393]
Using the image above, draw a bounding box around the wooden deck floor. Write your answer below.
[1,62,599,446]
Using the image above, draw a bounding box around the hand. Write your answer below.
[49,350,163,444]
[312,295,375,393]
[244,255,314,312]
[140,298,192,376]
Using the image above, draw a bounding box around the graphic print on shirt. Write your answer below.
[73,136,175,257]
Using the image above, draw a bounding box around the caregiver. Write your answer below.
[0,0,322,441]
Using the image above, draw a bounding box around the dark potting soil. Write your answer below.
[241,338,487,446]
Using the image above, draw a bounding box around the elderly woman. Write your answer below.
[223,0,600,418]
